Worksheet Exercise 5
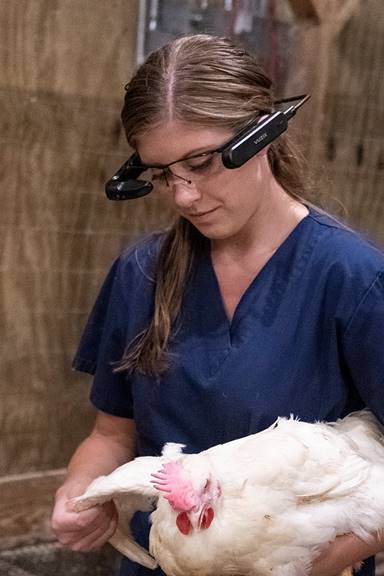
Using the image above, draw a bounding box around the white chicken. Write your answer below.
[70,409,384,576]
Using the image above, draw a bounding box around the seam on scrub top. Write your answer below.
[135,245,156,283]
[343,271,384,338]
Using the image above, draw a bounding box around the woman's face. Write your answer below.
[136,120,274,242]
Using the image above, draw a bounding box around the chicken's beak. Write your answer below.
[188,505,215,531]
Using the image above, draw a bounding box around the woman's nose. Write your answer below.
[172,181,202,208]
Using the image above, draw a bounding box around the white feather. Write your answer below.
[68,446,185,570]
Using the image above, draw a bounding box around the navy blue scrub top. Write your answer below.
[73,208,384,576]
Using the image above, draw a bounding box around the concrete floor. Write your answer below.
[0,542,120,576]
[2,542,384,576]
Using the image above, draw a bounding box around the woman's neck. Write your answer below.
[211,191,309,263]
[209,194,309,321]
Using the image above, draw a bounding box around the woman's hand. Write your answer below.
[51,483,118,552]
[51,412,135,552]
[311,532,384,576]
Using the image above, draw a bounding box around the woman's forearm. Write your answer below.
[58,412,136,497]
[52,412,135,551]
[62,435,131,491]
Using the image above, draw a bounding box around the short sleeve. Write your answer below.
[73,258,123,374]
[341,271,384,423]
[72,240,157,419]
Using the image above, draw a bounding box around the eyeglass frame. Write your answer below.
[130,140,237,187]
[126,106,274,188]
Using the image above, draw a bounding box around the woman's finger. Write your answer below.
[64,508,118,551]
[53,501,116,544]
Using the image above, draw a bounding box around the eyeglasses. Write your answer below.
[105,94,310,200]
[134,144,229,190]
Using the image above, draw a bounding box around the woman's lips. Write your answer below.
[187,207,219,218]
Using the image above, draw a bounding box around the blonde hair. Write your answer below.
[118,34,312,375]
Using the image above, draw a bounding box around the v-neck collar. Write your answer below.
[192,209,317,344]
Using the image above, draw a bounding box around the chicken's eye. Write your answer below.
[203,479,211,492]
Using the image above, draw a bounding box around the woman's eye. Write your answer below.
[187,158,213,173]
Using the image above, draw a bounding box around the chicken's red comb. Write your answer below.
[151,461,198,512]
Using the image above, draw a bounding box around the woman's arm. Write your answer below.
[311,531,384,576]
[51,410,136,552]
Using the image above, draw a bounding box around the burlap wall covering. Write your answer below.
[316,0,384,244]
[0,0,172,481]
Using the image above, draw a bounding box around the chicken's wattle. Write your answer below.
[199,506,214,530]
[176,511,192,535]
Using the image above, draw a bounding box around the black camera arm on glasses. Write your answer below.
[105,153,153,200]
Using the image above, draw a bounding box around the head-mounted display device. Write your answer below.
[105,94,310,200]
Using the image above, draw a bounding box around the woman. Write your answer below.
[51,34,384,576]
